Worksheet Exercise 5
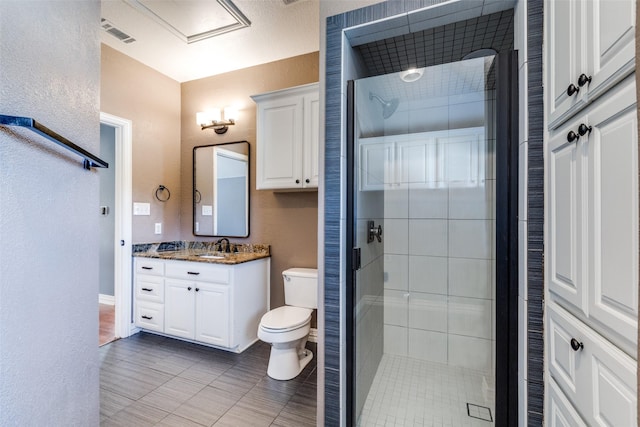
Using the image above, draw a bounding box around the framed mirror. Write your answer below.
[193,141,249,237]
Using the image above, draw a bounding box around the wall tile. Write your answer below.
[448,296,492,339]
[449,258,492,299]
[409,219,448,256]
[409,255,447,294]
[408,328,447,363]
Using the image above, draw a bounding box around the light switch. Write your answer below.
[202,205,213,216]
[133,202,150,216]
[155,223,162,234]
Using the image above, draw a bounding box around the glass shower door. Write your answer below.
[351,56,497,426]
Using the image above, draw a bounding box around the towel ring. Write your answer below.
[155,185,170,202]
[194,189,202,204]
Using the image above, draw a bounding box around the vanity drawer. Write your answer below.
[135,259,165,276]
[135,275,164,303]
[135,302,164,333]
[165,261,230,284]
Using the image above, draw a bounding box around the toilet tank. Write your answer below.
[283,268,318,309]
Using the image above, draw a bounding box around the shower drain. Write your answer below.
[466,403,493,422]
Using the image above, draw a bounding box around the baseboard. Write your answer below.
[99,294,115,305]
[308,327,318,343]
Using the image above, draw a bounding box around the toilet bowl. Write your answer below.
[258,268,317,380]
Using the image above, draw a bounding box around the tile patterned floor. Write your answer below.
[99,332,316,426]
[357,354,495,426]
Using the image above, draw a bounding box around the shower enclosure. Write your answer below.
[347,53,518,425]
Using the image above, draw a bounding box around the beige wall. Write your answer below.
[181,52,320,308]
[101,44,182,244]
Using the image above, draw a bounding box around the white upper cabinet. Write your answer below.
[252,83,319,190]
[546,0,635,129]
[547,76,638,357]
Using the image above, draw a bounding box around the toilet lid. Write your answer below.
[260,306,312,331]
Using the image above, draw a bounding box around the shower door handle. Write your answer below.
[367,220,382,243]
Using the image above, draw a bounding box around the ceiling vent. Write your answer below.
[101,18,136,44]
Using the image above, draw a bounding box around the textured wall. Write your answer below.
[101,45,182,244]
[180,53,319,308]
[0,1,101,424]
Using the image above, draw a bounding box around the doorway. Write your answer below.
[99,112,133,343]
[346,52,518,425]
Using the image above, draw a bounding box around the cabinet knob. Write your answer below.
[187,286,192,291]
[305,178,310,184]
[570,338,584,351]
[578,123,592,136]
[578,73,592,87]
[195,288,200,292]
[567,130,579,143]
[295,179,300,184]
[566,83,579,97]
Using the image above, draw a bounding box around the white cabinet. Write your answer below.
[546,0,635,129]
[545,2,638,421]
[133,257,269,353]
[252,83,319,190]
[547,76,638,356]
[358,127,484,191]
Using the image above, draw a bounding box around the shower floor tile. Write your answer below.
[357,354,495,426]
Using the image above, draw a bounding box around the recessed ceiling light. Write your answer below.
[462,48,497,60]
[400,68,424,83]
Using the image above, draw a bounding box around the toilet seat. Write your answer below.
[260,306,312,332]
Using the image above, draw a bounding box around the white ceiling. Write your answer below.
[101,0,321,83]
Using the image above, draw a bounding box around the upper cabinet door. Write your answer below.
[547,0,587,130]
[303,91,320,188]
[256,95,304,190]
[546,0,635,130]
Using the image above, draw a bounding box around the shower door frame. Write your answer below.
[345,51,520,426]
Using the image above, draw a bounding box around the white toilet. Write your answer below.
[258,268,317,380]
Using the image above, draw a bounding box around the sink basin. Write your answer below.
[198,254,226,259]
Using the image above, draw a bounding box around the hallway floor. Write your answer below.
[99,332,316,426]
[99,303,116,346]
[357,354,495,426]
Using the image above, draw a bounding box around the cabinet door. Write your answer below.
[548,378,588,427]
[303,91,320,188]
[546,0,635,129]
[546,0,587,129]
[195,283,230,347]
[164,279,195,339]
[359,138,394,191]
[548,116,587,315]
[584,78,638,355]
[548,302,637,427]
[585,0,636,102]
[256,95,303,189]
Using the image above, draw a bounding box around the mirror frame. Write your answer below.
[192,141,250,237]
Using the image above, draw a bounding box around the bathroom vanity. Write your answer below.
[133,247,270,353]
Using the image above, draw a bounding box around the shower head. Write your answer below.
[369,92,399,119]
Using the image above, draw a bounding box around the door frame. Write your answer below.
[345,52,519,426]
[100,112,133,339]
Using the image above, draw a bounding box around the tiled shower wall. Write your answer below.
[381,90,496,372]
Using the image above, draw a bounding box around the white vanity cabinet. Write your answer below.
[545,0,635,129]
[251,83,319,190]
[133,257,270,353]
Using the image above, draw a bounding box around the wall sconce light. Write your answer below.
[196,106,237,134]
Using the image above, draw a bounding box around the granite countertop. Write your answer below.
[133,241,270,265]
